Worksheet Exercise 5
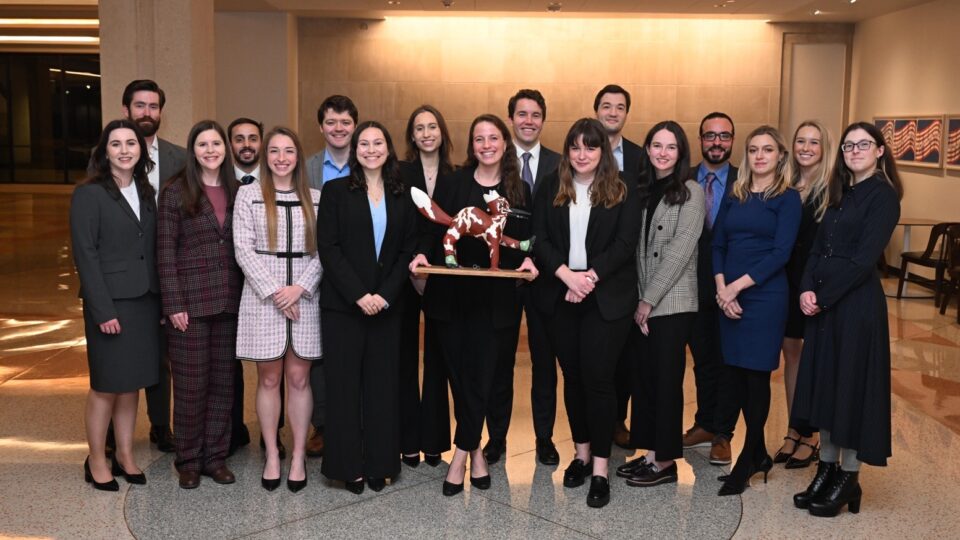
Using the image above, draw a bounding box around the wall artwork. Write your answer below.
[874,116,944,168]
[946,116,960,171]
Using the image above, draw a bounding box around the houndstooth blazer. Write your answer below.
[636,179,705,318]
[234,182,323,361]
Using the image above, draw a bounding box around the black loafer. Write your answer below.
[483,439,506,464]
[345,479,365,495]
[615,456,649,478]
[563,458,592,488]
[586,476,610,508]
[536,439,560,466]
[626,462,677,487]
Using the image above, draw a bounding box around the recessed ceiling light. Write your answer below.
[0,18,98,27]
[387,0,399,4]
[813,9,822,15]
[849,0,857,3]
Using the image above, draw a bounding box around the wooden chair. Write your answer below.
[939,224,960,323]
[897,222,958,305]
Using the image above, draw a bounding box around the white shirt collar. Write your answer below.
[235,164,260,181]
[515,141,542,160]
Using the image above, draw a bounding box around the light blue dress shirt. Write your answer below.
[369,196,387,259]
[697,162,732,226]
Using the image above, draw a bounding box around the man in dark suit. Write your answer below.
[483,89,563,466]
[594,84,642,448]
[117,79,187,453]
[683,111,739,466]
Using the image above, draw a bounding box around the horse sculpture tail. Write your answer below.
[410,186,453,227]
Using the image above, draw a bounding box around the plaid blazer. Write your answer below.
[157,179,243,318]
[636,179,704,318]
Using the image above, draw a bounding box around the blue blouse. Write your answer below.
[369,195,387,259]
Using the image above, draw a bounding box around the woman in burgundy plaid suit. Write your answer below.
[158,120,243,489]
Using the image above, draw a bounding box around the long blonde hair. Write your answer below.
[732,125,792,202]
[790,120,833,222]
[259,126,316,254]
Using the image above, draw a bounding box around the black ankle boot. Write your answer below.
[808,469,861,517]
[794,461,838,509]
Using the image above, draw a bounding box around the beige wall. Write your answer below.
[851,0,960,263]
[296,16,785,164]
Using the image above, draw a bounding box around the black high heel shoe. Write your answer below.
[469,474,491,490]
[84,457,119,492]
[808,469,861,517]
[773,435,800,463]
[443,462,466,496]
[367,478,386,492]
[345,478,365,495]
[424,453,442,467]
[261,459,281,491]
[287,460,307,493]
[785,441,819,469]
[717,455,772,496]
[402,454,421,468]
[794,461,838,509]
[111,455,146,485]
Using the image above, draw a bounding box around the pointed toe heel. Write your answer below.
[469,474,491,490]
[442,480,464,496]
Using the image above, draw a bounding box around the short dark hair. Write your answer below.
[317,95,358,125]
[227,117,263,140]
[699,112,735,136]
[122,79,166,110]
[508,89,547,120]
[593,84,631,112]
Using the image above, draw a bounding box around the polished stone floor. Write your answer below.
[1,187,959,539]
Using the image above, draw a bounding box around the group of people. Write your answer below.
[71,78,900,515]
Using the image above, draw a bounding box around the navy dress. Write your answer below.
[712,189,801,372]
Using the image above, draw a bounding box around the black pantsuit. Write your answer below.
[689,308,738,438]
[523,288,558,441]
[484,295,523,442]
[630,313,694,461]
[551,297,633,459]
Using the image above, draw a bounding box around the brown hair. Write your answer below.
[463,114,525,206]
[732,125,792,203]
[555,118,625,208]
[169,120,238,217]
[828,121,904,207]
[259,126,316,254]
[403,104,454,175]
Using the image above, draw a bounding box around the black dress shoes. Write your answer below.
[287,465,307,493]
[535,439,560,466]
[442,480,464,496]
[111,455,146,485]
[345,479,365,495]
[563,458,592,488]
[469,474,491,490]
[586,476,610,508]
[785,441,819,469]
[424,453,442,467]
[794,461,838,509]
[808,469,861,517]
[615,456,649,478]
[367,478,386,492]
[149,425,175,453]
[401,454,421,468]
[626,462,677,487]
[84,457,119,491]
[482,439,506,464]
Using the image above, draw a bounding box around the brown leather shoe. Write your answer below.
[613,422,632,449]
[306,428,324,457]
[179,470,201,489]
[709,436,732,465]
[202,465,236,484]
[682,425,714,449]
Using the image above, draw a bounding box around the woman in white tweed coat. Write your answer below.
[620,121,705,488]
[234,126,322,493]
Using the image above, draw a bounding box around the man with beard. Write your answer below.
[593,84,641,448]
[121,79,187,453]
[681,111,739,467]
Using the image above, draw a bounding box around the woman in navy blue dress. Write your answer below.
[712,126,801,496]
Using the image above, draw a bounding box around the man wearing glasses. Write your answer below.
[681,112,740,467]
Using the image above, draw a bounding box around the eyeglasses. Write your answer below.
[841,140,877,153]
[701,131,733,142]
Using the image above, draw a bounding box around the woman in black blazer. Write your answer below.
[317,121,417,494]
[71,118,160,490]
[532,118,642,508]
[397,105,454,468]
[409,114,537,496]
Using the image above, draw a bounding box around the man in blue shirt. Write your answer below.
[306,95,358,190]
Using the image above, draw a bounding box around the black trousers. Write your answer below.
[435,314,498,451]
[484,294,523,442]
[321,309,401,482]
[145,325,171,428]
[524,289,558,441]
[231,362,284,436]
[630,312,694,461]
[549,297,632,459]
[398,284,451,456]
[688,308,738,438]
[724,365,772,476]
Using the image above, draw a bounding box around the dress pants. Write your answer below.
[688,308,738,438]
[168,313,236,472]
[434,313,497,452]
[630,312,694,461]
[321,309,401,482]
[398,283,451,456]
[524,288,558,441]
[146,324,171,429]
[549,297,632,459]
[484,294,523,442]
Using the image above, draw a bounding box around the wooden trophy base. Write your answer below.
[413,266,535,281]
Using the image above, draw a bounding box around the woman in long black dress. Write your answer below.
[791,122,902,517]
[71,119,159,490]
[409,114,537,496]
[397,105,454,468]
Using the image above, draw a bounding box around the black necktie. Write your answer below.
[240,175,255,185]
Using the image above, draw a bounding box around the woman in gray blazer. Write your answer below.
[71,119,161,490]
[619,121,705,487]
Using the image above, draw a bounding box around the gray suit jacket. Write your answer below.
[157,138,187,188]
[306,151,324,191]
[70,182,160,324]
[636,179,705,317]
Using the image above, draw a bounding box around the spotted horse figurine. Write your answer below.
[410,187,534,270]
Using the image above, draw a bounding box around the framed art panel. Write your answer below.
[874,116,943,168]
[946,115,960,171]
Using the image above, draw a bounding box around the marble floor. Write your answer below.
[1,187,959,539]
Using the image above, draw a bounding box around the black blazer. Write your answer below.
[621,137,644,187]
[316,177,417,314]
[696,162,738,309]
[535,145,562,196]
[70,182,160,324]
[531,171,642,321]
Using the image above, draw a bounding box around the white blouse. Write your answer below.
[119,182,140,220]
[568,181,592,270]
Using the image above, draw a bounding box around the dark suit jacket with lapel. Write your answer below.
[534,145,562,197]
[531,171,643,321]
[317,177,417,314]
[696,162,737,309]
[621,137,644,187]
[158,138,188,188]
[70,182,160,324]
[156,178,243,318]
